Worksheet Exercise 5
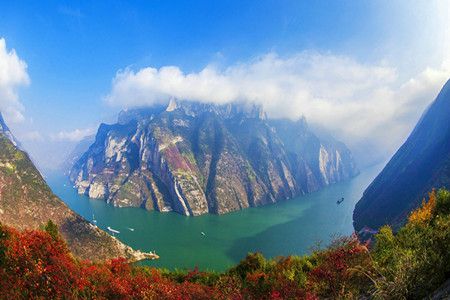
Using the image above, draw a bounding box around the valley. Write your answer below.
[48,163,382,271]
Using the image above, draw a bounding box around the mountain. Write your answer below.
[354,79,450,231]
[70,100,358,216]
[0,113,155,261]
[0,113,20,147]
[60,134,95,174]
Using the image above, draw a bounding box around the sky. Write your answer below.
[0,0,449,170]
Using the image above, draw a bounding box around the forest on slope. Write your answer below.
[1,189,449,299]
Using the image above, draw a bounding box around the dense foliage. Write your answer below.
[0,189,449,299]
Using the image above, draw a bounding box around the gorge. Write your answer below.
[69,99,359,216]
[0,113,155,262]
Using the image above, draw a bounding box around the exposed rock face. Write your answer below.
[354,79,450,231]
[0,116,155,262]
[70,100,358,216]
[0,113,20,147]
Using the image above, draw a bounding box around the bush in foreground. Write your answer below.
[0,189,449,299]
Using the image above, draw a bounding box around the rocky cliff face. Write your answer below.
[0,113,20,147]
[354,79,450,231]
[70,100,358,216]
[0,113,154,262]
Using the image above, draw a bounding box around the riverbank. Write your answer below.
[46,164,383,271]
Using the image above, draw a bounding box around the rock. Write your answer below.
[0,122,157,262]
[88,181,107,199]
[70,100,359,216]
[429,278,450,300]
[354,79,450,231]
[0,113,20,147]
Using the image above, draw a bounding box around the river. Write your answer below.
[46,164,382,271]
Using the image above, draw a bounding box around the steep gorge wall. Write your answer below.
[70,101,359,216]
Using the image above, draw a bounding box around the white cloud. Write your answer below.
[105,52,399,118]
[0,38,30,123]
[50,128,95,142]
[105,52,450,158]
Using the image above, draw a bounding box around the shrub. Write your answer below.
[0,189,449,299]
[44,220,60,241]
[371,189,450,299]
[307,235,372,298]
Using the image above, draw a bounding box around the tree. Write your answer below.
[44,220,60,240]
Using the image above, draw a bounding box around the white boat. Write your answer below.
[107,226,120,234]
[201,231,206,236]
[92,214,97,225]
[127,227,135,231]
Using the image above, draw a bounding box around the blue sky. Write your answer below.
[0,1,449,169]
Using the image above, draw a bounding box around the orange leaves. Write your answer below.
[408,190,437,225]
[6,200,446,300]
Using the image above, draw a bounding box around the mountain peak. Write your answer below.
[70,101,358,217]
[0,112,10,132]
[166,97,178,112]
[0,112,20,147]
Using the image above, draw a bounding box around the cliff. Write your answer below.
[0,114,156,261]
[354,79,450,231]
[70,100,358,216]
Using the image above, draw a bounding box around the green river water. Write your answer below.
[46,164,382,272]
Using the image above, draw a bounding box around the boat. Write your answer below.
[336,197,344,205]
[201,232,206,236]
[107,226,120,234]
[92,214,97,225]
[127,227,135,231]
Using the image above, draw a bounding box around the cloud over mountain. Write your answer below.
[0,38,30,123]
[105,52,450,159]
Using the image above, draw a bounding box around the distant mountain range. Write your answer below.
[60,134,95,174]
[69,99,358,216]
[0,113,152,261]
[354,79,450,231]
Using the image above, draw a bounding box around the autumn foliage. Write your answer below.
[0,189,449,299]
[0,223,219,299]
[408,189,437,224]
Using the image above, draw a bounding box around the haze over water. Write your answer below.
[46,164,382,271]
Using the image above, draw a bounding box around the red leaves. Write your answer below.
[0,226,79,298]
[307,236,370,298]
[0,224,234,299]
[0,223,371,299]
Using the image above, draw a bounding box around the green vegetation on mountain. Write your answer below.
[0,127,153,262]
[1,189,449,299]
[70,100,358,216]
